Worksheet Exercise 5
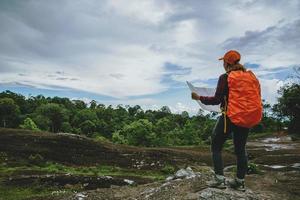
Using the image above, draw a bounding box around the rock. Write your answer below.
[75,192,88,200]
[166,176,174,181]
[291,163,300,169]
[175,169,190,178]
[165,167,202,182]
[124,179,134,185]
[198,187,260,200]
[174,167,201,179]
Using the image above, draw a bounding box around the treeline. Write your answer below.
[0,91,217,146]
[0,82,298,146]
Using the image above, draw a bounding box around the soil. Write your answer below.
[0,128,299,200]
[0,128,235,169]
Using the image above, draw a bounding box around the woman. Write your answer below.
[191,50,262,191]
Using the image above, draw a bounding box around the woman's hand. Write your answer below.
[191,92,200,100]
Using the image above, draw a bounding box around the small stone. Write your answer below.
[124,179,135,185]
[75,192,88,200]
[166,176,174,181]
[83,183,89,187]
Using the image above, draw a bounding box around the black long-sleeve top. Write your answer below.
[199,73,229,109]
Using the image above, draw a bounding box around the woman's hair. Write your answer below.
[226,61,246,72]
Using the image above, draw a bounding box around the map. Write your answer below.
[186,81,221,113]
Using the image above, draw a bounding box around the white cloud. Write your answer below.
[259,78,285,104]
[169,102,199,114]
[0,0,299,107]
[223,18,300,69]
[106,0,174,25]
[173,19,199,46]
[70,97,94,105]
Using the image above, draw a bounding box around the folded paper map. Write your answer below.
[186,81,221,113]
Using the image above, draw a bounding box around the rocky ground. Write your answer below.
[62,165,300,200]
[62,167,265,200]
[0,128,299,200]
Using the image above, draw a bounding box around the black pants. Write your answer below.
[211,114,249,179]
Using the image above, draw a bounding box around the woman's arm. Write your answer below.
[199,74,228,105]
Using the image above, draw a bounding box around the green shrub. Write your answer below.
[92,133,109,142]
[61,122,72,132]
[20,117,40,131]
[161,165,175,174]
[247,162,262,175]
[112,131,128,144]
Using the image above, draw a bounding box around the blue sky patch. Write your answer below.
[244,63,260,69]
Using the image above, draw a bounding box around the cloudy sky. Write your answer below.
[0,0,299,114]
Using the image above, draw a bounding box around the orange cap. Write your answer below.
[219,50,241,65]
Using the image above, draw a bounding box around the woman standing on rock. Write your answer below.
[191,50,262,191]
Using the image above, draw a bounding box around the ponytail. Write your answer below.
[227,62,246,72]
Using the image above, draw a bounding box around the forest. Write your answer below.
[1,70,299,147]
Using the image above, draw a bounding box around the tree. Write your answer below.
[94,119,110,138]
[161,106,171,113]
[72,109,98,126]
[113,105,130,131]
[32,114,50,131]
[128,105,142,117]
[154,117,175,146]
[37,103,69,132]
[165,128,184,145]
[26,95,48,114]
[274,83,300,135]
[112,131,128,144]
[51,97,74,109]
[118,119,156,147]
[181,120,202,145]
[155,117,174,134]
[95,105,116,137]
[0,90,28,114]
[0,98,20,127]
[61,122,72,133]
[20,117,40,131]
[181,111,189,118]
[154,106,172,119]
[72,100,87,110]
[90,100,97,109]
[79,120,96,136]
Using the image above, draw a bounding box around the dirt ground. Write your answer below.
[61,170,300,200]
[1,128,299,200]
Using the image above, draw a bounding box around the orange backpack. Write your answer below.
[226,70,263,128]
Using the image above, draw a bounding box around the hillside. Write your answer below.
[0,128,236,168]
[0,128,299,200]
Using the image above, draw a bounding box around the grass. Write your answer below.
[0,161,170,200]
[0,161,168,181]
[0,184,70,200]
